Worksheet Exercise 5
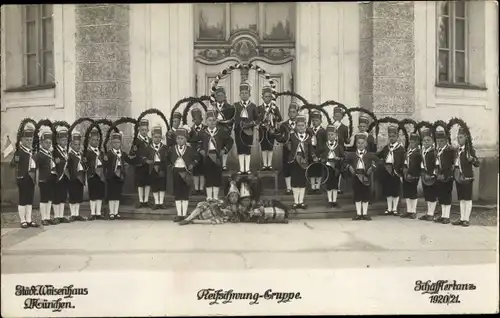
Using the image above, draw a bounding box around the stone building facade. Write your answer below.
[1,3,498,203]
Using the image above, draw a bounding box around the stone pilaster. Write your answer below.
[359,1,415,117]
[75,4,131,120]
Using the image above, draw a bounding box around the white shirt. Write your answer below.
[240,101,249,118]
[217,103,225,120]
[327,141,337,160]
[405,148,416,166]
[40,148,56,171]
[174,146,187,168]
[89,146,102,167]
[455,146,465,168]
[289,120,296,130]
[297,133,306,153]
[356,150,366,170]
[435,144,447,167]
[112,149,122,171]
[333,121,341,129]
[70,148,84,172]
[385,142,399,164]
[152,143,162,163]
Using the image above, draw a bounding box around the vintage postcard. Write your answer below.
[1,2,498,316]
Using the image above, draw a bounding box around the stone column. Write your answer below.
[359,1,415,119]
[75,4,131,120]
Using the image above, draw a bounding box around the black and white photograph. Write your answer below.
[0,2,498,316]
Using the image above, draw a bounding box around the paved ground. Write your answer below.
[1,217,497,274]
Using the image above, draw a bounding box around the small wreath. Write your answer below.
[375,117,409,150]
[299,104,333,126]
[415,120,434,146]
[83,121,105,156]
[15,118,38,150]
[447,117,477,158]
[276,91,310,106]
[67,117,95,150]
[305,162,330,186]
[136,108,170,144]
[170,97,199,128]
[346,107,378,137]
[433,119,450,145]
[52,120,71,150]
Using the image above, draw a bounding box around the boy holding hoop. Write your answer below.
[233,81,259,175]
[277,102,300,195]
[318,124,344,207]
[213,86,235,171]
[258,85,282,171]
[133,119,152,208]
[307,110,327,194]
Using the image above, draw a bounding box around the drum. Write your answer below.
[420,173,436,186]
[453,167,474,184]
[403,168,418,183]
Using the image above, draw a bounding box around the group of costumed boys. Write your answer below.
[11,78,480,227]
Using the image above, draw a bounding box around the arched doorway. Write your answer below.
[194,3,296,174]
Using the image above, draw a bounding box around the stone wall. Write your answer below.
[75,4,131,120]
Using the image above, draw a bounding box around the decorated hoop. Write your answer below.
[305,162,330,186]
[209,62,278,110]
[346,107,378,138]
[447,117,475,150]
[15,118,38,150]
[67,117,95,150]
[318,101,351,135]
[83,120,105,156]
[182,97,209,126]
[299,104,333,126]
[103,117,138,153]
[33,119,54,152]
[52,120,71,150]
[447,117,479,177]
[416,120,434,146]
[433,120,450,144]
[136,108,170,144]
[374,117,409,150]
[276,91,310,106]
[170,97,199,128]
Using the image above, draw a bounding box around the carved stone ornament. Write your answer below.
[230,38,258,61]
[262,48,291,61]
[198,48,229,61]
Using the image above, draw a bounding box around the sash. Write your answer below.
[295,134,308,168]
[89,147,105,181]
[354,151,370,186]
[326,141,339,169]
[403,148,418,182]
[453,147,474,184]
[216,104,225,121]
[70,148,86,184]
[152,143,163,172]
[21,145,37,183]
[112,149,124,180]
[206,129,220,165]
[56,146,70,181]
[384,143,401,176]
[174,146,187,168]
[311,127,321,147]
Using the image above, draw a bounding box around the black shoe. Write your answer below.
[392,210,399,216]
[338,190,343,194]
[88,215,96,221]
[115,214,122,219]
[418,214,430,221]
[384,210,391,215]
[285,189,292,195]
[433,217,443,223]
[152,204,158,210]
[352,215,362,221]
[291,204,299,209]
[109,214,115,220]
[28,221,39,227]
[76,216,87,221]
[407,213,416,219]
[135,202,143,209]
[222,166,227,171]
[95,215,103,220]
[69,216,76,222]
[59,217,70,223]
[441,218,450,224]
[42,220,50,226]
[51,218,60,225]
[452,220,464,226]
[237,171,243,175]
[362,215,372,221]
[20,222,28,229]
[299,203,307,209]
[173,216,184,223]
[462,221,470,227]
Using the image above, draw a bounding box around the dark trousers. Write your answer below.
[259,127,275,151]
[68,179,84,204]
[151,168,166,192]
[53,176,69,205]
[402,180,418,199]
[88,174,105,200]
[17,177,35,206]
[422,183,437,202]
[290,160,307,188]
[135,164,151,187]
[282,148,292,178]
[456,180,473,201]
[436,179,454,205]
[173,167,190,200]
[352,176,370,203]
[235,129,253,155]
[39,178,55,203]
[381,171,401,197]
[107,176,124,201]
[325,166,341,190]
[204,151,223,187]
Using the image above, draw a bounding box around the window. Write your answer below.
[437,1,467,84]
[195,3,295,42]
[23,4,54,87]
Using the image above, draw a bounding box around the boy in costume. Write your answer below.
[345,133,378,221]
[36,126,57,226]
[258,85,282,171]
[167,112,183,147]
[318,124,344,207]
[133,119,152,208]
[166,128,200,222]
[85,127,106,220]
[188,108,206,195]
[67,130,87,221]
[277,102,300,194]
[53,126,70,223]
[233,81,259,175]
[307,110,327,194]
[198,110,233,200]
[148,125,168,209]
[418,127,438,221]
[377,125,405,215]
[213,86,235,171]
[11,122,38,228]
[400,133,422,219]
[452,127,480,227]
